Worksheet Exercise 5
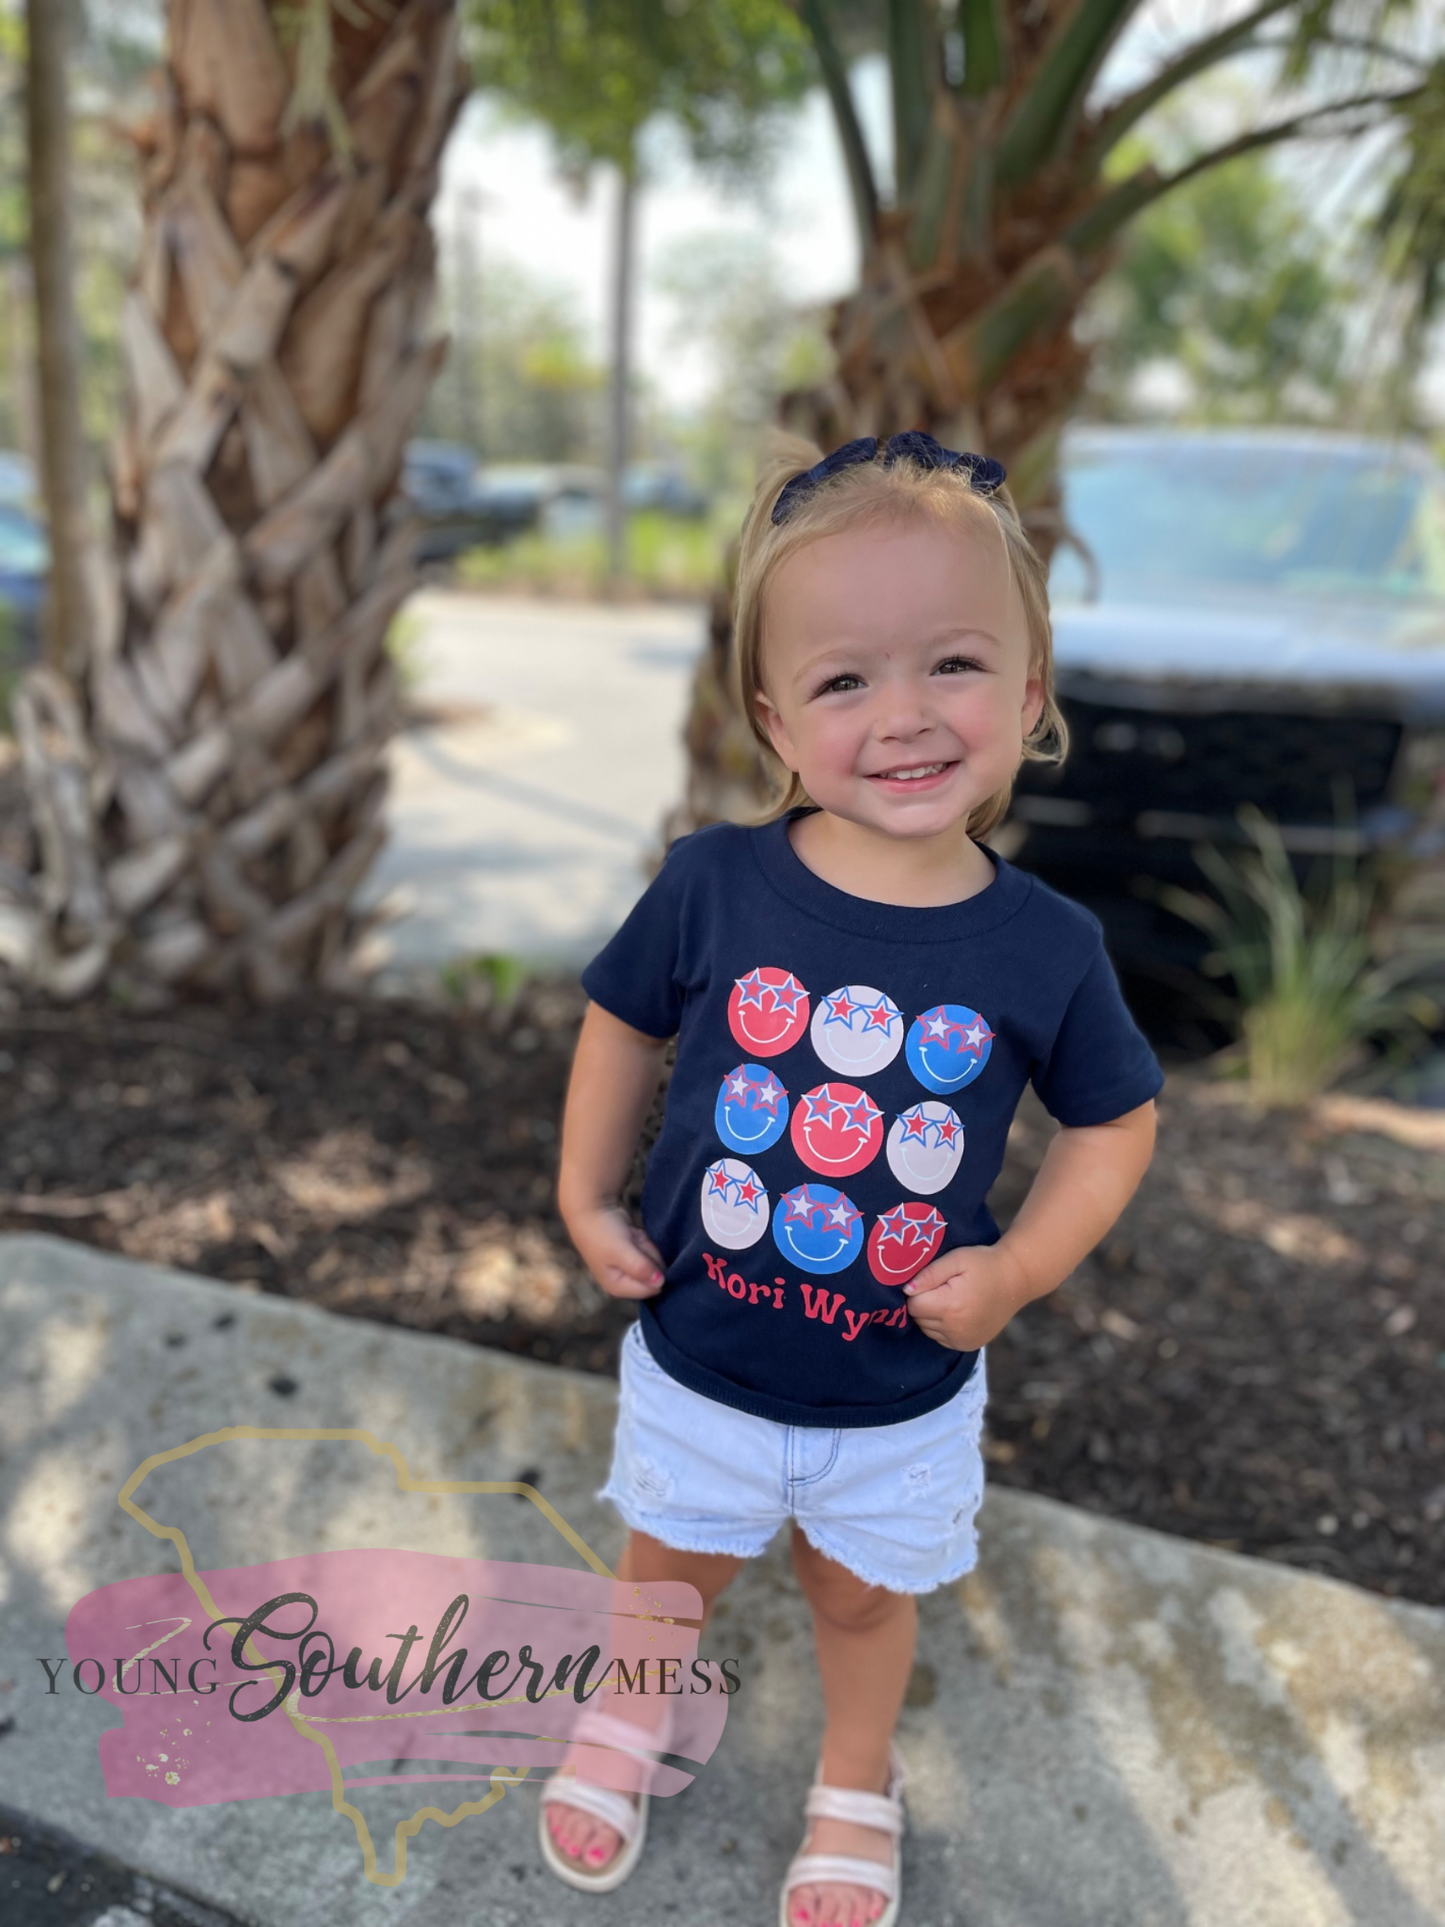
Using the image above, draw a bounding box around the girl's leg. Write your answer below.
[544,1527,747,1871]
[787,1522,917,1927]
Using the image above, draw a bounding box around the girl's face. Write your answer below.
[753,513,1045,842]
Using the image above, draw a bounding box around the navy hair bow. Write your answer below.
[770,431,1007,526]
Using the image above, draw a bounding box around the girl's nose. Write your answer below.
[872,680,935,740]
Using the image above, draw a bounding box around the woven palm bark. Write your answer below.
[7,0,467,1001]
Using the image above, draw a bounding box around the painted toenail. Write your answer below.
[586,1845,607,1864]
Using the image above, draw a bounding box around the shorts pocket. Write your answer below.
[625,1320,670,1380]
[892,1354,988,1527]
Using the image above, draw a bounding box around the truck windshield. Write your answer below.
[1052,439,1445,604]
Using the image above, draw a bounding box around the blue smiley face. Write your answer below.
[772,1183,863,1275]
[715,1063,789,1155]
[906,1004,995,1094]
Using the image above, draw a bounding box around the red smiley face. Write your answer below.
[867,1203,946,1285]
[789,1081,883,1179]
[727,966,810,1057]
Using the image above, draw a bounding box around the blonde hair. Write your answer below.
[732,429,1068,841]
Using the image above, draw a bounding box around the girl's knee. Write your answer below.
[622,1530,747,1613]
[790,1527,909,1628]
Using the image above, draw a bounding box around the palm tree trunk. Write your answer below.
[10,0,468,1001]
[25,0,97,681]
[604,143,637,588]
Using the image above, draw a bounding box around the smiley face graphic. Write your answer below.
[905,1003,994,1094]
[700,1158,770,1250]
[885,1101,964,1195]
[789,1082,883,1179]
[714,1064,789,1155]
[810,984,903,1077]
[727,967,810,1057]
[867,1203,947,1285]
[773,1183,864,1274]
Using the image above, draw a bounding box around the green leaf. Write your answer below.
[799,0,880,246]
[1078,0,1298,177]
[956,0,1006,98]
[888,0,933,203]
[996,0,1141,187]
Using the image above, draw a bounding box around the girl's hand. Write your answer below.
[567,1204,666,1300]
[900,1242,1032,1351]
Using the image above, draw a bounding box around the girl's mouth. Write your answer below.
[866,760,956,792]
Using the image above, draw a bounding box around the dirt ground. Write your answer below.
[2,980,1440,1608]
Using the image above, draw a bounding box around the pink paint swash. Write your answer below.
[66,1550,727,1808]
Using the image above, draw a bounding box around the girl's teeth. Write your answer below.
[881,764,944,780]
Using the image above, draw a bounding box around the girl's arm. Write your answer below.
[903,1099,1157,1352]
[557,1001,673,1298]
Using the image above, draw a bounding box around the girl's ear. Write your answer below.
[1022,672,1046,741]
[753,689,800,772]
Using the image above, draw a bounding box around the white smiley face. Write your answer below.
[700,1158,769,1250]
[885,1102,964,1195]
[810,984,903,1076]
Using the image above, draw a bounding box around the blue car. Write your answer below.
[0,502,47,660]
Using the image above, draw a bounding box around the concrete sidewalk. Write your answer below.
[357,592,705,973]
[1,1232,1441,1927]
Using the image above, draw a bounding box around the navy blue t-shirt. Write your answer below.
[580,809,1164,1428]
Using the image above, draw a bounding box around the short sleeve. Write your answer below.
[579,848,687,1039]
[1030,940,1164,1127]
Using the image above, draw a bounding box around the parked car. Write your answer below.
[0,450,37,510]
[402,441,537,561]
[623,463,710,518]
[445,460,711,549]
[1009,426,1445,968]
[471,463,611,542]
[0,501,47,659]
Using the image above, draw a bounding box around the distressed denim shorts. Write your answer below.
[594,1319,990,1596]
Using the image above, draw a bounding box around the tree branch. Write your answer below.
[956,0,1006,99]
[1254,30,1431,72]
[888,0,933,205]
[1080,0,1298,173]
[799,0,880,248]
[1066,84,1426,255]
[996,0,1142,188]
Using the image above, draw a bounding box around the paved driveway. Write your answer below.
[358,591,707,975]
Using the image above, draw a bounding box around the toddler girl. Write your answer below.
[539,430,1162,1927]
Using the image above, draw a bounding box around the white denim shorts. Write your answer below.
[594,1320,990,1596]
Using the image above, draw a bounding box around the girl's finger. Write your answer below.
[624,1233,666,1279]
[903,1255,961,1296]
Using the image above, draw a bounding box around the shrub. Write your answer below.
[1162,803,1444,1107]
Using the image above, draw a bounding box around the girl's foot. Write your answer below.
[786,1761,897,1927]
[544,1785,636,1875]
[543,1698,669,1876]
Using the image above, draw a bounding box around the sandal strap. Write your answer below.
[571,1706,672,1759]
[540,1775,644,1843]
[803,1785,904,1834]
[783,1851,898,1903]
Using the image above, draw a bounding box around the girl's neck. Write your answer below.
[786,808,997,908]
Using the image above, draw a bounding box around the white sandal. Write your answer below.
[538,1699,675,1893]
[778,1738,908,1927]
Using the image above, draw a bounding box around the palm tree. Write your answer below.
[10,0,467,999]
[666,0,1440,835]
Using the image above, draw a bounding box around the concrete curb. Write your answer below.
[2,1233,1441,1927]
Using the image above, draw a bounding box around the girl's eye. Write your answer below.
[816,672,863,695]
[936,654,984,674]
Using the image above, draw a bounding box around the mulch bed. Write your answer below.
[0,984,1440,1607]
